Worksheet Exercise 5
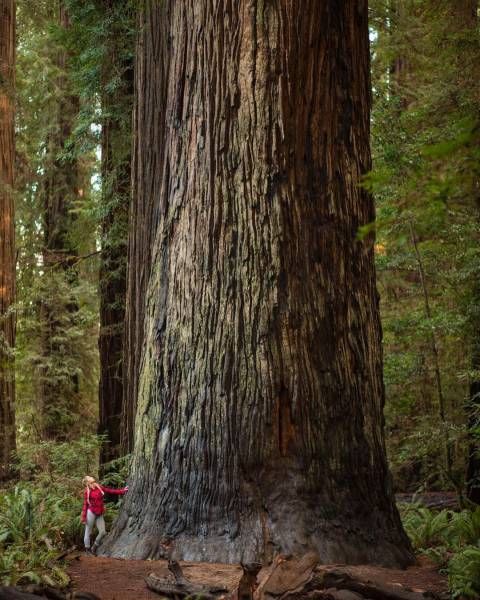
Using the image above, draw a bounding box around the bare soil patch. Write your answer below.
[67,555,447,600]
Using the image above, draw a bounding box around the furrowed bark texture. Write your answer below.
[104,0,413,566]
[0,0,16,479]
[98,0,134,465]
[120,3,163,454]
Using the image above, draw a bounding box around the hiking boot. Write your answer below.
[85,548,94,556]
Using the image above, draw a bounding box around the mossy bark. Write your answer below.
[104,0,414,567]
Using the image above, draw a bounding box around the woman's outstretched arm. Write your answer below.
[101,485,128,495]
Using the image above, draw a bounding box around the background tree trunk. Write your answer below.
[455,0,480,505]
[103,0,413,567]
[39,3,80,440]
[98,0,134,465]
[0,0,16,479]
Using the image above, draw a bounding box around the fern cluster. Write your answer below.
[400,503,480,598]
[0,436,129,587]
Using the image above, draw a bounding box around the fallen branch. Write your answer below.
[254,555,445,600]
[270,567,446,600]
[237,563,263,600]
[0,587,100,600]
[255,552,319,600]
[145,560,229,599]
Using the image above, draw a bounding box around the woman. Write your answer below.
[81,475,128,555]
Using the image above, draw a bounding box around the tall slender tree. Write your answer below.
[103,0,413,566]
[97,0,134,464]
[456,0,480,505]
[39,2,81,439]
[0,0,16,479]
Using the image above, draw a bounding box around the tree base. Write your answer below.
[101,525,413,568]
[101,467,414,568]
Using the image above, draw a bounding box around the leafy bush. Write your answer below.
[448,545,480,599]
[399,503,480,598]
[0,484,78,586]
[0,436,128,586]
[399,503,452,549]
[14,435,103,483]
[449,507,480,547]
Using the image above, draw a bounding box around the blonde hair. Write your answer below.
[83,475,104,505]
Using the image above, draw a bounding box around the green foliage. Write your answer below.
[0,485,77,586]
[448,545,480,599]
[370,0,480,491]
[400,504,451,550]
[449,507,480,548]
[399,504,480,598]
[0,436,126,586]
[14,436,102,482]
[101,453,132,488]
[14,0,101,441]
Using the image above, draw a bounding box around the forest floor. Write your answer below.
[67,555,448,600]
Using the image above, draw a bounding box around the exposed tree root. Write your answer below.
[143,554,449,600]
[145,560,229,599]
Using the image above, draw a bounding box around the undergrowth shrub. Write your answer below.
[399,503,480,598]
[0,485,79,586]
[0,436,129,586]
[448,545,480,599]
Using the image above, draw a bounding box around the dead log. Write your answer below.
[145,573,219,600]
[167,560,191,587]
[254,555,444,600]
[0,588,39,600]
[145,560,229,599]
[317,569,441,600]
[23,586,66,600]
[322,590,365,600]
[0,587,100,600]
[254,553,319,600]
[237,563,263,600]
[275,567,445,600]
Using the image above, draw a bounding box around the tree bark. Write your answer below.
[0,0,16,479]
[120,2,161,454]
[98,0,134,465]
[39,3,80,440]
[103,0,413,567]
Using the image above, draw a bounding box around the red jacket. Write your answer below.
[81,485,128,522]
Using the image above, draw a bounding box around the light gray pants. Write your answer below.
[84,509,106,549]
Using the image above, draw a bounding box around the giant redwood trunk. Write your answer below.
[98,0,134,465]
[103,0,414,566]
[0,0,16,479]
[120,2,160,454]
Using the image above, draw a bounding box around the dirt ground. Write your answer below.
[67,555,448,600]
